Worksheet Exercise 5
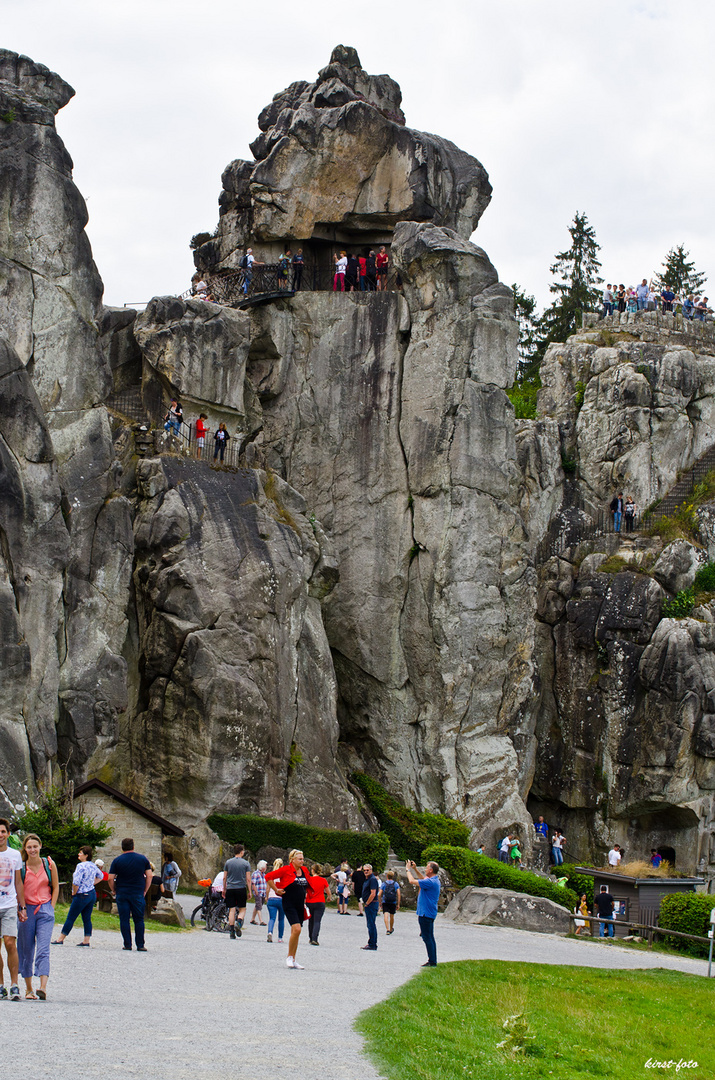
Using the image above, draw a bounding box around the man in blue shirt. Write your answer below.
[534,816,549,839]
[360,864,380,950]
[406,859,441,967]
[108,838,153,951]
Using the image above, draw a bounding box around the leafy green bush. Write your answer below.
[557,863,596,899]
[13,786,112,878]
[574,380,586,411]
[207,813,389,872]
[694,561,715,592]
[423,844,578,913]
[351,773,469,862]
[507,376,540,420]
[658,893,714,958]
[662,587,695,619]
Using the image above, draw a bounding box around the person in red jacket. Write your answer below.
[264,849,310,969]
[195,414,208,459]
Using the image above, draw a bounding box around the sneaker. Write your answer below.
[361,945,377,950]
[421,962,437,967]
[137,947,148,952]
[10,986,20,1001]
[267,932,273,942]
[357,912,364,917]
[230,928,236,940]
[122,946,132,951]
[292,959,305,969]
[236,923,242,938]
[310,940,319,946]
[0,987,7,1000]
[286,956,295,968]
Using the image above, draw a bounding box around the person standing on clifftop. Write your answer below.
[292,249,304,291]
[376,246,389,290]
[534,815,549,839]
[333,251,347,291]
[609,493,623,533]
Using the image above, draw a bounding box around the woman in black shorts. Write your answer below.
[264,849,309,969]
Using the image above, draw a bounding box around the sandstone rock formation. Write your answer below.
[444,885,572,933]
[195,45,492,274]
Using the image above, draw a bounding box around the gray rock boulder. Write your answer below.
[651,540,706,595]
[443,885,571,933]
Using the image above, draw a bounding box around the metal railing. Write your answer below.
[202,263,401,308]
[157,414,246,470]
[536,490,643,563]
[568,912,713,959]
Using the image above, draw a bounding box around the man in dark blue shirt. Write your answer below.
[534,816,549,839]
[361,864,380,951]
[108,838,152,951]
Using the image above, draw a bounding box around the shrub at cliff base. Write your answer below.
[424,844,578,913]
[206,813,389,872]
[351,772,469,862]
[356,962,714,1080]
[13,786,112,878]
[556,863,597,899]
[659,893,714,958]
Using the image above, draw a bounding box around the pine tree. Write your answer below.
[537,212,603,359]
[653,245,706,297]
[512,284,539,373]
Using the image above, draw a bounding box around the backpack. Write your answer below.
[240,254,249,269]
[382,879,397,902]
[21,856,52,886]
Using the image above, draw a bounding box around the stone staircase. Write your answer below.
[647,443,715,521]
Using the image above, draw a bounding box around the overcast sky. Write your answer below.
[4,0,714,311]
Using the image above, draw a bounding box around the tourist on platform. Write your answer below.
[333,251,347,291]
[534,815,549,839]
[661,287,675,313]
[164,399,182,436]
[365,250,377,291]
[498,834,512,863]
[650,849,663,869]
[683,295,695,320]
[213,422,229,463]
[406,859,441,967]
[292,249,304,291]
[250,861,267,926]
[610,492,623,533]
[358,254,368,290]
[624,496,636,532]
[18,834,58,999]
[551,829,565,866]
[608,844,622,868]
[306,863,331,945]
[695,296,710,321]
[222,843,252,940]
[345,253,359,291]
[379,870,400,935]
[602,284,614,317]
[161,850,182,900]
[376,246,389,290]
[195,414,208,459]
[616,285,626,313]
[108,838,153,952]
[278,250,291,290]
[636,279,649,311]
[242,249,255,295]
[53,845,103,946]
[647,283,657,311]
[265,849,310,968]
[360,864,380,951]
[266,859,285,943]
[626,287,638,314]
[0,817,26,1002]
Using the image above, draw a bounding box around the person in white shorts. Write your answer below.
[0,818,27,1001]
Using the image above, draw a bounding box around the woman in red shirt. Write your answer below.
[265,849,310,968]
[195,414,208,459]
[305,863,331,947]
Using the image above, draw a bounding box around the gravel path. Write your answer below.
[5,900,709,1078]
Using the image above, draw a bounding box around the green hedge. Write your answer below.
[423,844,578,913]
[351,772,469,862]
[659,893,714,958]
[557,863,598,900]
[207,813,389,872]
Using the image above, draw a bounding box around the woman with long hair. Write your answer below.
[574,893,590,936]
[305,863,331,946]
[53,845,103,946]
[265,849,310,968]
[265,858,285,944]
[18,834,59,999]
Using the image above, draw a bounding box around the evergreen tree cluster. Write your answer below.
[508,215,707,420]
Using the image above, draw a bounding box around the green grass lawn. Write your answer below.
[54,902,187,934]
[356,960,714,1080]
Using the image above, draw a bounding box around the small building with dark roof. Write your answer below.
[575,866,705,937]
[74,779,184,865]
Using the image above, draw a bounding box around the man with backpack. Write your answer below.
[0,818,26,1000]
[379,871,400,935]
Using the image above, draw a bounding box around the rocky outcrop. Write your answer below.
[195,45,491,273]
[444,885,572,933]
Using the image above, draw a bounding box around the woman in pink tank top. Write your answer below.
[17,834,58,999]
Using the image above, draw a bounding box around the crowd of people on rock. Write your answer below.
[332,247,390,292]
[601,281,712,321]
[163,399,233,462]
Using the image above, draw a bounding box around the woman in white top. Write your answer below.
[551,829,565,866]
[333,251,347,292]
[53,845,103,946]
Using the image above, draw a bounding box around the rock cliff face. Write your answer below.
[3,46,715,884]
